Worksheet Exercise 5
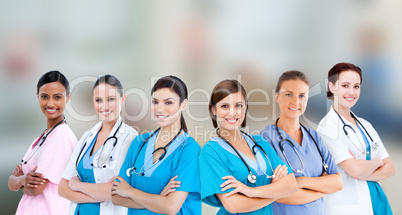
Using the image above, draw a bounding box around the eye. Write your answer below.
[236,103,243,108]
[41,95,48,99]
[152,100,158,104]
[95,98,102,103]
[354,85,360,89]
[221,104,228,108]
[108,98,115,102]
[165,101,173,105]
[285,93,291,97]
[299,94,306,99]
[342,84,349,88]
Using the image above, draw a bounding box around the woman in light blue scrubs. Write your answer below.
[260,71,342,215]
[111,76,201,215]
[200,79,298,215]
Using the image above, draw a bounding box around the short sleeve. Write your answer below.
[259,126,275,149]
[37,126,77,184]
[173,138,201,195]
[118,136,138,183]
[314,131,340,174]
[199,143,234,207]
[317,123,353,164]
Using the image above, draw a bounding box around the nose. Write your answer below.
[47,98,55,107]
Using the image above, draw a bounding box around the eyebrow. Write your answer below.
[152,97,175,101]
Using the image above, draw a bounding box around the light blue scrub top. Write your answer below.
[358,125,392,215]
[119,131,201,215]
[260,125,339,215]
[75,134,100,215]
[200,134,292,215]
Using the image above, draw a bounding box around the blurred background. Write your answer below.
[1,0,401,214]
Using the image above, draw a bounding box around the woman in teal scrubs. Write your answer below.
[199,79,298,214]
[112,76,201,215]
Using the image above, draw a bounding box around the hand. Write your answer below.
[68,176,82,191]
[220,175,253,197]
[111,176,133,198]
[23,166,46,189]
[348,149,355,159]
[271,164,288,184]
[160,175,180,196]
[12,164,24,177]
[321,171,328,177]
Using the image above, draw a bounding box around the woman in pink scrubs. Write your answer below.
[8,71,78,215]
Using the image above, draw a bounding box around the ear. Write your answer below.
[180,99,187,110]
[211,106,216,116]
[275,92,279,103]
[66,93,71,104]
[328,81,335,94]
[121,94,127,105]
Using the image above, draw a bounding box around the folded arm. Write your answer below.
[366,157,395,182]
[276,188,324,205]
[58,178,98,203]
[296,172,343,194]
[340,157,383,180]
[8,165,48,196]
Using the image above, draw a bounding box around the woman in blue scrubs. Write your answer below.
[111,76,201,215]
[200,79,298,214]
[260,71,342,215]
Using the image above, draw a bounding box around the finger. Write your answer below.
[220,180,232,188]
[32,166,38,172]
[221,175,234,180]
[170,175,178,181]
[221,183,236,192]
[225,188,239,197]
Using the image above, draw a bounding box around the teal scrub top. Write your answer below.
[75,134,100,215]
[119,131,201,215]
[199,134,292,215]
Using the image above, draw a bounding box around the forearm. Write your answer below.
[297,173,343,194]
[20,180,48,196]
[8,175,24,191]
[276,188,324,205]
[218,193,276,213]
[74,181,113,202]
[249,174,298,198]
[341,158,382,180]
[112,195,144,209]
[58,179,98,203]
[126,188,188,215]
[366,158,396,182]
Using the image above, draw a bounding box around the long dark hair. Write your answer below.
[37,70,70,94]
[151,76,188,132]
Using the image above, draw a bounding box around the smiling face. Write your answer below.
[276,79,309,120]
[329,70,361,111]
[37,81,70,121]
[151,88,186,128]
[93,83,125,123]
[212,91,247,131]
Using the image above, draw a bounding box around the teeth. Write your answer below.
[227,119,237,123]
[46,109,57,113]
[289,108,298,111]
[345,97,354,101]
[102,111,112,114]
[157,115,168,119]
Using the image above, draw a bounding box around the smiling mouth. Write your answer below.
[289,108,299,111]
[45,108,58,113]
[226,118,238,124]
[344,97,355,101]
[156,115,169,120]
[101,110,113,115]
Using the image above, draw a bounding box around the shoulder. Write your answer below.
[49,124,77,143]
[259,125,276,140]
[121,123,138,136]
[200,138,223,155]
[182,135,201,151]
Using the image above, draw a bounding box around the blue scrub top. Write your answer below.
[260,125,339,215]
[199,134,292,215]
[75,134,100,215]
[119,131,201,215]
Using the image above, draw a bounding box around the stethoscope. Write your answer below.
[21,118,65,165]
[126,126,183,177]
[275,118,329,174]
[75,120,123,169]
[333,108,379,154]
[216,128,275,184]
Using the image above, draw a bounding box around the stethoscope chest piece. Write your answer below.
[248,173,257,184]
[126,167,134,177]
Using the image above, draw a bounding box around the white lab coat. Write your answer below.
[62,117,138,215]
[317,106,389,215]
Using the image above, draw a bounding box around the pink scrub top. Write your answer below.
[16,124,77,215]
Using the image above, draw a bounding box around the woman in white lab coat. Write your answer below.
[58,75,138,215]
[317,62,395,215]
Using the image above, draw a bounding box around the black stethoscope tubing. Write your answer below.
[276,118,328,173]
[21,118,66,165]
[75,120,123,169]
[333,108,378,154]
[216,128,275,184]
[126,126,183,177]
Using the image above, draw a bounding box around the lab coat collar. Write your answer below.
[89,117,124,139]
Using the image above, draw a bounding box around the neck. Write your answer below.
[333,103,351,119]
[159,119,182,143]
[218,127,244,144]
[101,118,119,133]
[277,116,300,133]
[47,115,64,131]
